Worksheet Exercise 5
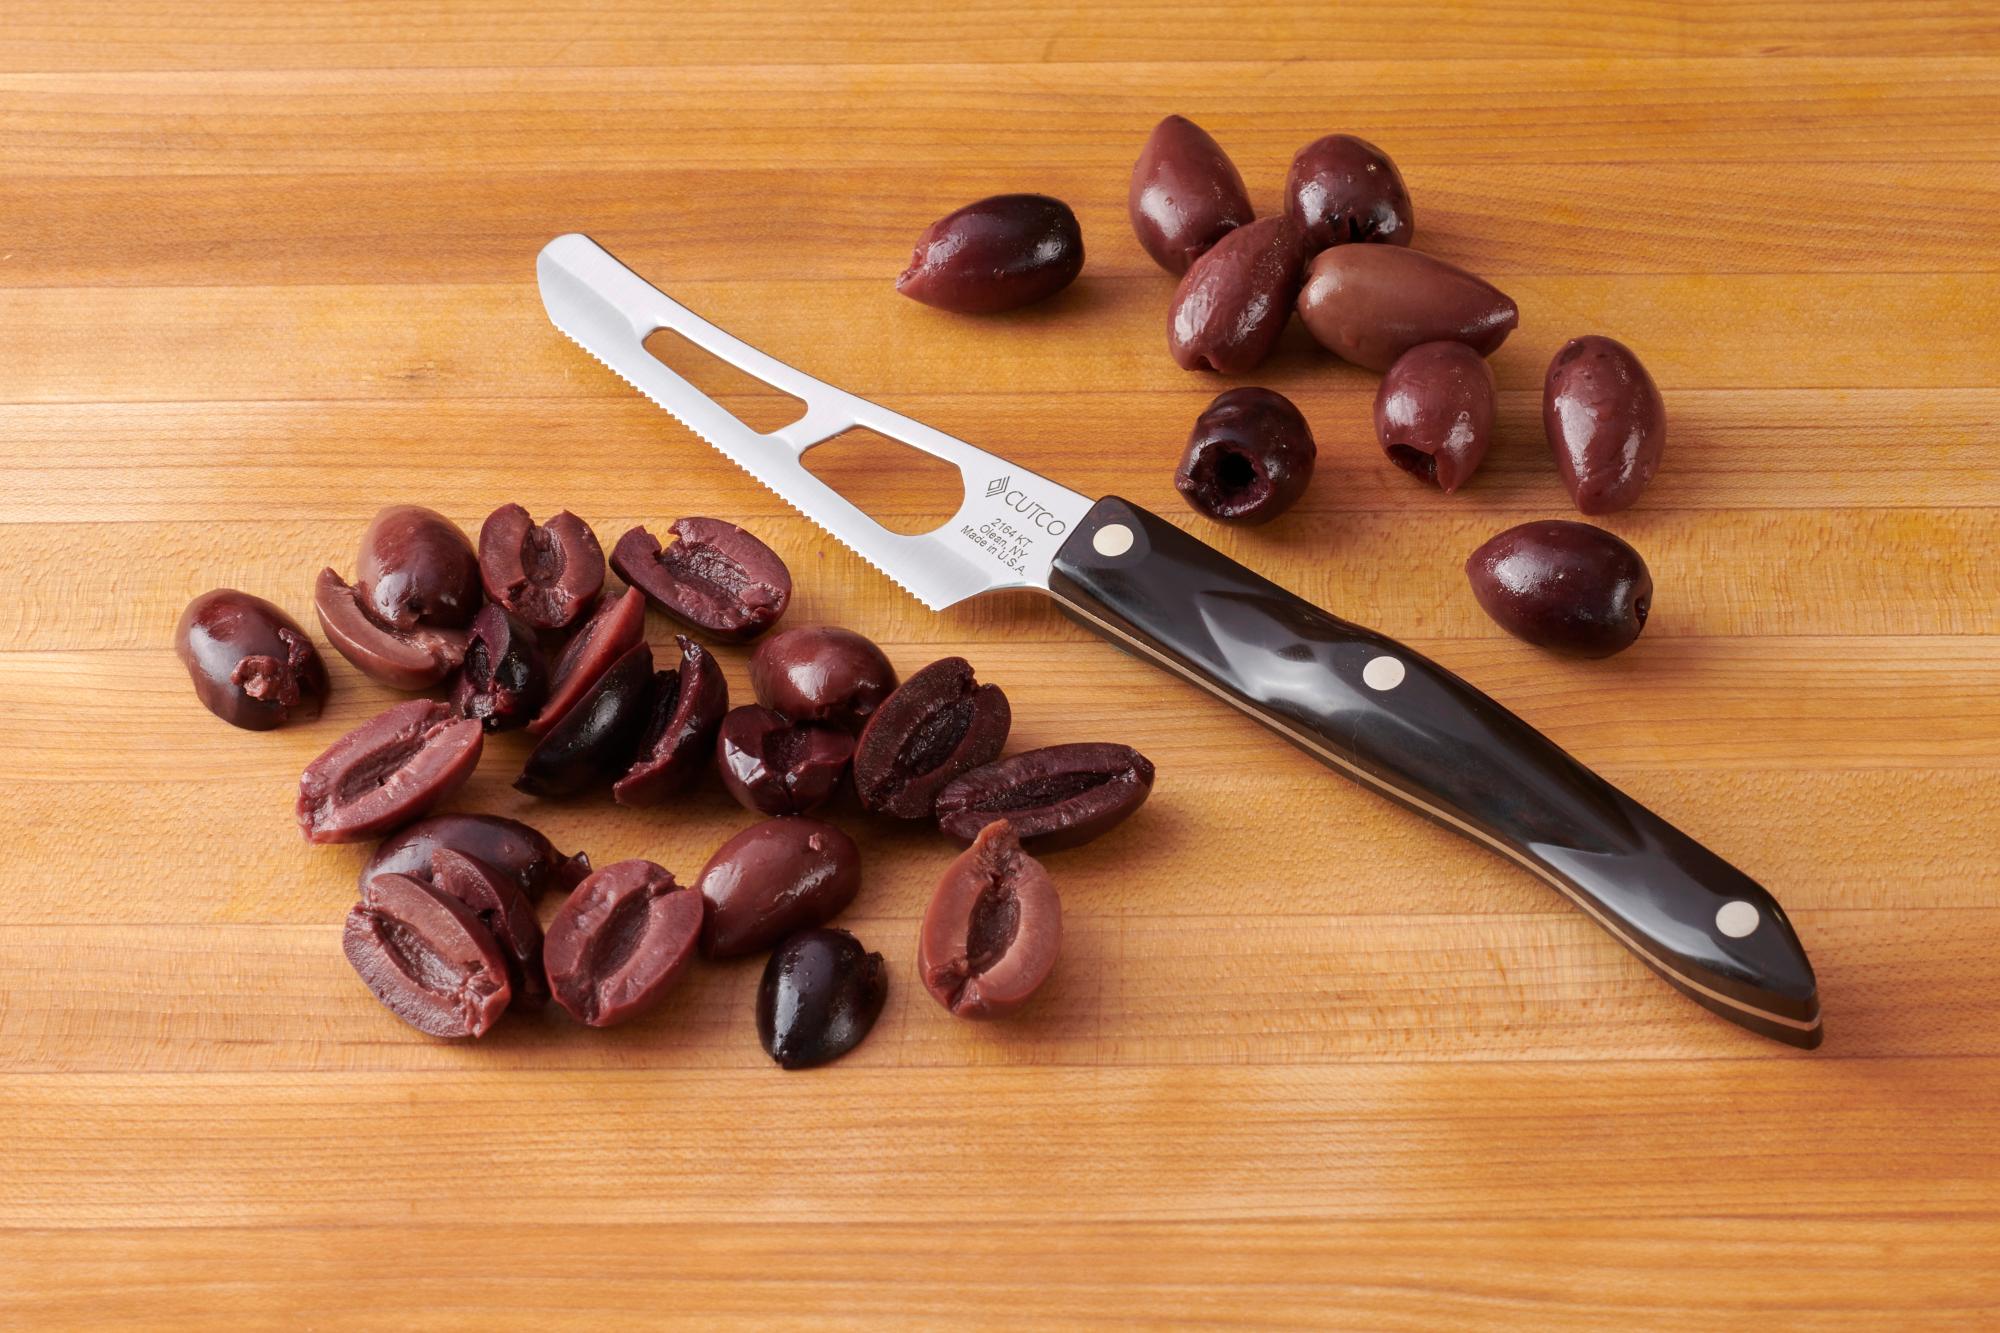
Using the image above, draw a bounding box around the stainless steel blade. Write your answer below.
[536,233,1094,611]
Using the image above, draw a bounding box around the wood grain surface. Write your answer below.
[3,2,1998,1327]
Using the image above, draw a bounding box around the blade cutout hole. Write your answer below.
[642,327,806,435]
[803,429,965,536]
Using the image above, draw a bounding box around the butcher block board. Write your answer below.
[3,2,1998,1327]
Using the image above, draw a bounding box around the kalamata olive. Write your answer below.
[362,812,589,902]
[611,518,790,642]
[614,636,730,808]
[355,504,480,632]
[1173,387,1316,524]
[543,859,703,1028]
[936,743,1155,853]
[919,820,1060,1020]
[313,567,468,690]
[449,604,548,732]
[1168,215,1309,374]
[749,625,897,732]
[695,817,862,959]
[423,848,546,1009]
[757,927,887,1069]
[1296,246,1517,372]
[529,585,647,735]
[174,588,328,731]
[477,504,605,631]
[343,873,511,1038]
[297,700,484,845]
[716,705,854,816]
[516,642,655,799]
[1129,114,1254,275]
[1373,341,1497,494]
[895,193,1084,314]
[1283,133,1414,251]
[1466,520,1653,658]
[1544,335,1667,515]
[853,657,1011,818]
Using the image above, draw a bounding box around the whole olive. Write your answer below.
[175,589,328,730]
[1168,215,1309,374]
[1373,341,1496,494]
[896,194,1084,314]
[749,625,898,732]
[355,505,481,631]
[1128,114,1255,275]
[1283,133,1414,251]
[1544,335,1666,515]
[1174,387,1316,524]
[1465,520,1652,658]
[1295,245,1516,373]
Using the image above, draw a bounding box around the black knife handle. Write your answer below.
[1049,497,1821,1048]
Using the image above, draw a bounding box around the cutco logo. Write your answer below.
[985,476,1010,498]
[986,477,1068,536]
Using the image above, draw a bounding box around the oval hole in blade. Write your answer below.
[802,428,966,536]
[642,327,806,435]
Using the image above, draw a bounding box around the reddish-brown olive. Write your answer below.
[611,518,790,642]
[695,817,862,959]
[355,504,481,632]
[936,743,1155,853]
[297,700,484,845]
[1296,246,1517,372]
[449,604,548,732]
[516,641,655,799]
[919,820,1061,1020]
[1466,520,1653,658]
[853,657,1011,818]
[423,848,547,1009]
[543,860,704,1028]
[757,927,887,1069]
[343,874,511,1039]
[313,567,468,690]
[749,625,897,732]
[362,812,589,902]
[1283,134,1414,251]
[175,589,328,730]
[530,585,648,735]
[1174,387,1316,524]
[716,705,854,816]
[1373,341,1497,494]
[896,194,1084,313]
[614,636,730,808]
[1129,114,1255,275]
[1544,335,1667,515]
[477,504,605,631]
[1168,215,1309,374]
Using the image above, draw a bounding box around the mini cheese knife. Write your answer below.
[537,233,1823,1049]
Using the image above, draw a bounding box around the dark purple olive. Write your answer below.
[614,636,730,808]
[1296,246,1517,373]
[516,642,654,799]
[757,927,887,1069]
[529,585,647,735]
[477,504,605,631]
[174,589,328,730]
[362,813,589,902]
[1129,114,1254,275]
[611,518,790,642]
[1544,335,1667,515]
[424,848,547,1009]
[1283,133,1414,252]
[543,860,703,1028]
[895,193,1084,314]
[1373,341,1497,494]
[935,743,1155,853]
[1168,215,1309,375]
[344,874,511,1038]
[1466,520,1652,658]
[449,604,548,732]
[297,700,484,845]
[696,817,862,959]
[919,820,1060,1020]
[355,504,480,632]
[716,705,854,816]
[1174,387,1316,524]
[853,657,1011,818]
[749,625,897,732]
[314,567,468,690]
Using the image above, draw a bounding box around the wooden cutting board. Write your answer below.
[4,2,1997,1325]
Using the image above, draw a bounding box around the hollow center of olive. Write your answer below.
[588,889,655,988]
[464,639,493,688]
[895,695,975,778]
[965,882,1021,974]
[1215,450,1259,497]
[334,730,428,803]
[1633,595,1650,627]
[375,913,460,993]
[522,525,566,585]
[662,540,752,599]
[975,770,1109,812]
[1386,444,1437,482]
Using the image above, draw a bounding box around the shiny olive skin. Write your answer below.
[1168,216,1309,374]
[175,589,328,730]
[1544,335,1666,515]
[896,194,1084,314]
[1174,387,1316,524]
[1129,114,1255,275]
[1465,520,1653,658]
[362,813,590,902]
[757,927,887,1069]
[1373,341,1497,494]
[516,641,655,799]
[355,505,481,632]
[1283,134,1414,251]
[695,817,862,959]
[749,625,898,732]
[1296,245,1517,373]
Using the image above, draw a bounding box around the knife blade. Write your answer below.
[537,232,1823,1050]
